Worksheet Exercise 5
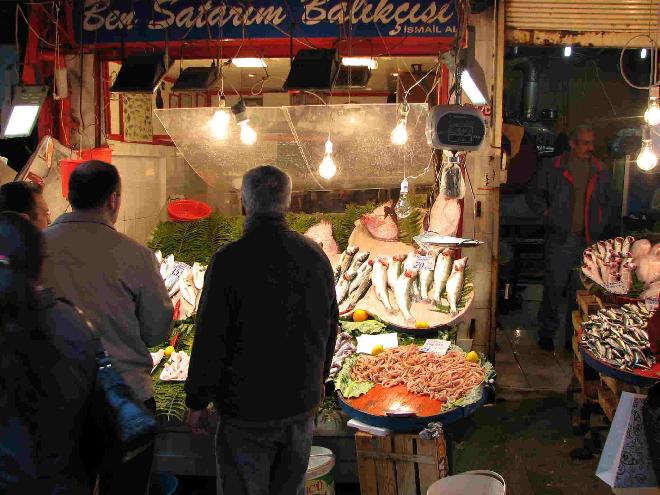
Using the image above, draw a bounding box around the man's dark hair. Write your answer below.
[0,181,40,218]
[68,160,120,210]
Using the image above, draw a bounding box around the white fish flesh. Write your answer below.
[622,236,634,255]
[336,271,356,304]
[305,221,340,258]
[161,254,175,280]
[394,269,418,322]
[614,237,624,253]
[387,254,406,291]
[419,249,437,301]
[372,257,393,312]
[179,268,198,307]
[345,266,373,310]
[431,249,454,305]
[446,257,467,315]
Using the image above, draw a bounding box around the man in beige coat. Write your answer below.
[41,160,173,495]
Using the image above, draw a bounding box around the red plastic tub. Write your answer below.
[167,200,212,222]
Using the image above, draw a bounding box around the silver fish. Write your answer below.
[387,254,406,291]
[431,249,454,305]
[345,266,373,310]
[335,246,359,282]
[394,269,418,322]
[372,257,394,312]
[336,271,356,304]
[419,249,438,301]
[446,257,467,315]
[349,259,374,294]
[346,251,370,277]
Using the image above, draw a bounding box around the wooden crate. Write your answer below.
[576,291,603,319]
[572,356,599,402]
[597,383,618,422]
[355,431,448,495]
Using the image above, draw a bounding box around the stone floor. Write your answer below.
[165,284,615,495]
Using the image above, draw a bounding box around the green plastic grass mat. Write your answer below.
[148,202,425,264]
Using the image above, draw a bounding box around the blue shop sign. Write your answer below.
[77,0,459,44]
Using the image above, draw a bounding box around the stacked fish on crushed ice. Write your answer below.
[581,302,654,370]
[334,245,469,321]
[328,332,356,381]
[581,236,636,292]
[155,250,207,319]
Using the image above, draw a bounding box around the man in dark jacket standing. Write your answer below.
[185,165,338,495]
[526,125,616,351]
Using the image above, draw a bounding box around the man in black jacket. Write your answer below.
[185,165,338,495]
[526,125,616,351]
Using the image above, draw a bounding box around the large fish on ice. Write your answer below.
[446,257,468,315]
[305,221,340,259]
[395,269,418,322]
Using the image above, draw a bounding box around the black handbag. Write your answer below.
[71,305,157,471]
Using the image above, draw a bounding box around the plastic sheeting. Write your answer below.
[154,103,434,192]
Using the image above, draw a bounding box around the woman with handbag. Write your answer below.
[0,212,97,493]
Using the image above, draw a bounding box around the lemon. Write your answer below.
[466,351,479,363]
[164,345,175,358]
[415,321,430,329]
[371,344,385,356]
[353,309,369,322]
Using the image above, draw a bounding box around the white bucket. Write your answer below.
[427,470,506,495]
[305,446,335,495]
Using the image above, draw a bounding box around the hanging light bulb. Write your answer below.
[390,102,410,146]
[239,122,257,145]
[637,127,658,171]
[645,97,660,126]
[318,139,336,179]
[395,179,412,219]
[209,109,231,139]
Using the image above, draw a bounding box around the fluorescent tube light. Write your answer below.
[0,85,48,139]
[232,58,267,68]
[341,57,378,69]
[461,69,487,105]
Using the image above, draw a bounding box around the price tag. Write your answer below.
[420,339,451,356]
[646,296,659,312]
[604,280,628,295]
[410,252,435,271]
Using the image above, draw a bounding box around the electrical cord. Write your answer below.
[620,34,658,90]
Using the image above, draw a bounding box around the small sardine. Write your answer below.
[372,257,393,312]
[346,251,370,277]
[387,254,406,291]
[335,245,359,282]
[349,259,374,294]
[431,249,454,305]
[394,269,418,322]
[446,257,467,315]
[336,271,356,304]
[345,266,373,310]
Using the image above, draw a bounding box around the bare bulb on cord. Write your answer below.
[239,122,257,145]
[390,119,408,146]
[394,179,412,218]
[209,110,230,139]
[318,139,336,179]
[637,140,658,171]
[645,98,660,126]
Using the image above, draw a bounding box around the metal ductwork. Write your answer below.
[513,57,544,121]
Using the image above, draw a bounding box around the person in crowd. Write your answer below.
[0,212,97,493]
[185,165,338,495]
[40,161,173,495]
[0,181,50,230]
[526,125,616,351]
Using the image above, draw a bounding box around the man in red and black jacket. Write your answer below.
[526,125,617,351]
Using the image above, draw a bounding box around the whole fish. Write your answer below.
[349,259,374,294]
[179,268,197,307]
[346,251,370,277]
[336,271,357,304]
[431,249,454,305]
[446,257,468,315]
[387,254,406,291]
[334,245,359,282]
[411,277,422,302]
[345,266,373,310]
[192,262,206,290]
[394,269,418,322]
[372,257,394,312]
[419,249,437,301]
[161,254,175,280]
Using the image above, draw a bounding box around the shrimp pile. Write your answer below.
[351,346,484,402]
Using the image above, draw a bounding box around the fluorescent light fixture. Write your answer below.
[0,85,48,139]
[232,58,267,68]
[564,46,572,57]
[172,66,218,92]
[461,69,487,105]
[642,48,648,59]
[341,57,378,69]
